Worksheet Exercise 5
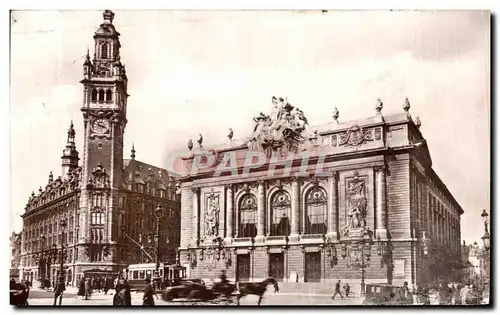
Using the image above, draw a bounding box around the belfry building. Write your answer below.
[178,97,464,289]
[19,11,180,286]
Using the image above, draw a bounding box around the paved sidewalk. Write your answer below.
[27,291,365,306]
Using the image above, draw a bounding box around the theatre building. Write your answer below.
[177,97,464,289]
[19,10,180,286]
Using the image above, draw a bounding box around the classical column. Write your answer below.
[290,178,300,242]
[255,181,266,243]
[445,212,449,248]
[375,165,388,239]
[225,185,234,244]
[192,188,200,245]
[327,171,339,241]
[107,193,113,242]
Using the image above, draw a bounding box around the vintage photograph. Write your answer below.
[9,9,490,306]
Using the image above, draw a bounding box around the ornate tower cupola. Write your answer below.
[92,10,121,77]
[61,121,80,180]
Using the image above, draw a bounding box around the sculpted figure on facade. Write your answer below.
[89,162,110,189]
[342,173,369,238]
[247,96,316,156]
[205,190,220,237]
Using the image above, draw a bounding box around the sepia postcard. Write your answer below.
[9,9,491,307]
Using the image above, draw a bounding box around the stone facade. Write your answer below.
[177,98,464,289]
[18,10,181,286]
[10,232,22,279]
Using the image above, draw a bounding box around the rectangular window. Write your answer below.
[394,259,406,277]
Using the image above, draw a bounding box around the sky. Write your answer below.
[9,10,490,244]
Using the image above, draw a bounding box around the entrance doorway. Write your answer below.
[269,253,284,281]
[304,252,321,282]
[236,254,251,281]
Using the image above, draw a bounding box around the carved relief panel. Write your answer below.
[200,186,225,242]
[339,169,374,239]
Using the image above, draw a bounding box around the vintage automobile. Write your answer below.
[162,279,206,301]
[363,283,412,305]
[10,281,29,306]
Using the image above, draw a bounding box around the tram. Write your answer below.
[124,262,186,291]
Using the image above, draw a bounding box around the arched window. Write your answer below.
[98,90,105,102]
[270,190,291,236]
[101,43,108,59]
[238,194,257,238]
[106,89,112,102]
[304,187,327,235]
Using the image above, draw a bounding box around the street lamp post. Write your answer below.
[53,219,67,306]
[40,234,46,287]
[154,205,163,274]
[153,205,164,290]
[480,209,490,298]
[59,219,67,281]
[340,233,373,296]
[481,209,490,250]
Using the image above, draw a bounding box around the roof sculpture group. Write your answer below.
[186,96,421,157]
[247,96,317,157]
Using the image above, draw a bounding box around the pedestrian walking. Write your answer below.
[460,284,470,305]
[124,279,132,305]
[396,282,412,305]
[142,278,157,306]
[438,283,453,305]
[103,277,111,295]
[465,285,481,305]
[77,278,85,299]
[96,276,102,293]
[452,283,462,305]
[332,280,344,300]
[344,283,351,298]
[84,278,92,300]
[113,279,132,306]
[53,276,65,306]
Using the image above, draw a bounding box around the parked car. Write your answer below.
[162,279,206,301]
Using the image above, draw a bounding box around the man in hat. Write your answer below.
[53,276,65,306]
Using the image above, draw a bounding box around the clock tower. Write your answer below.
[78,10,128,264]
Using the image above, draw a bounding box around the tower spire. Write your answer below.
[67,120,75,144]
[61,121,79,180]
[131,144,136,160]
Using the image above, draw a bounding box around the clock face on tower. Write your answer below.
[91,118,110,134]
